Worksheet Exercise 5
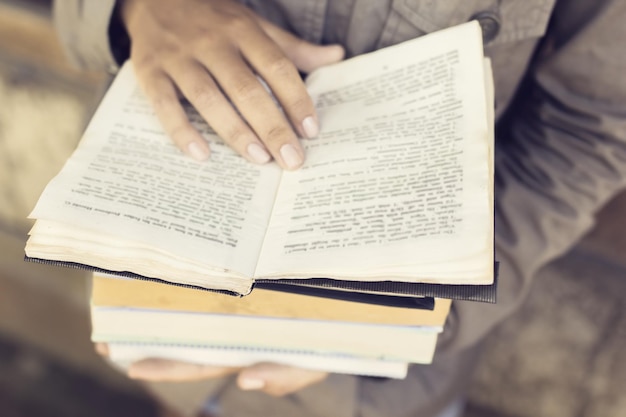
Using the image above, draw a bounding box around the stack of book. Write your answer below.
[92,273,453,378]
[25,21,496,377]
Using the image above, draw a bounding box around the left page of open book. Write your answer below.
[26,62,282,294]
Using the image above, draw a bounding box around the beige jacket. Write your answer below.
[53,1,626,416]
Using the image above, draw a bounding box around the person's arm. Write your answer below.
[445,0,626,353]
[53,0,120,72]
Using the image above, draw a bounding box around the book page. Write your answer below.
[256,22,493,282]
[93,273,451,327]
[29,62,282,277]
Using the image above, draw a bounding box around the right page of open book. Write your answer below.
[256,22,494,284]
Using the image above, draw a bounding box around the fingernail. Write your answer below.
[302,116,319,139]
[280,144,303,169]
[187,141,210,161]
[247,142,271,164]
[239,378,266,391]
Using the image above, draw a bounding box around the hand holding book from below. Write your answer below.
[96,342,328,397]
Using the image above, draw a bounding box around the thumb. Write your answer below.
[237,363,328,397]
[256,17,345,73]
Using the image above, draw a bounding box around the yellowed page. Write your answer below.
[93,274,450,327]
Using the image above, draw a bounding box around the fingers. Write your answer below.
[139,70,211,161]
[95,342,205,417]
[199,47,305,169]
[167,60,271,165]
[123,0,343,169]
[95,342,327,397]
[95,343,240,382]
[95,342,109,357]
[190,50,304,170]
[127,358,241,382]
[237,363,328,397]
[237,33,321,142]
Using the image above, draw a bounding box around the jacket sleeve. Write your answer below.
[53,0,124,73]
[446,0,626,353]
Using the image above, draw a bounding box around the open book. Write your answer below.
[26,21,494,296]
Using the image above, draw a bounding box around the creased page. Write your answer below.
[256,22,492,283]
[28,62,281,277]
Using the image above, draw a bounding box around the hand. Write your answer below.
[120,0,344,169]
[96,343,329,397]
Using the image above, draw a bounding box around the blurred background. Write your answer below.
[0,1,624,416]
